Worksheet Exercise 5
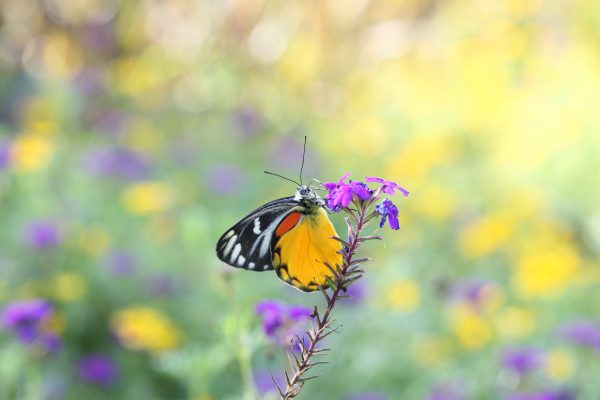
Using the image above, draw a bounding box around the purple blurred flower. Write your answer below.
[510,389,575,400]
[84,146,151,181]
[375,198,400,230]
[77,354,119,387]
[269,136,304,169]
[103,250,136,276]
[341,279,368,304]
[502,347,543,376]
[365,176,410,197]
[231,106,263,139]
[72,68,106,97]
[344,392,387,400]
[560,320,600,351]
[323,173,372,211]
[148,275,179,297]
[23,221,61,249]
[93,110,127,136]
[447,278,487,305]
[205,165,246,195]
[1,299,60,351]
[0,141,10,170]
[427,382,465,400]
[80,23,115,54]
[253,370,284,395]
[255,300,311,348]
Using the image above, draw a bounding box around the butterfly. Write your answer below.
[215,142,342,292]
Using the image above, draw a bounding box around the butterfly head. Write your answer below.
[294,185,324,208]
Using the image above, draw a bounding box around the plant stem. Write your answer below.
[280,202,370,399]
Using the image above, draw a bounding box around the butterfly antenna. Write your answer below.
[299,136,307,186]
[264,171,301,186]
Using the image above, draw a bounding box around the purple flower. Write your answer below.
[323,173,373,211]
[341,279,368,304]
[255,300,311,348]
[253,370,284,395]
[560,320,600,351]
[23,221,61,249]
[344,392,387,400]
[205,165,246,195]
[427,382,465,400]
[93,109,127,136]
[501,347,543,376]
[84,146,151,181]
[148,274,179,297]
[77,354,119,387]
[72,68,106,97]
[103,250,136,276]
[510,389,575,400]
[375,198,400,230]
[0,141,10,170]
[365,176,409,197]
[231,106,263,139]
[1,299,60,351]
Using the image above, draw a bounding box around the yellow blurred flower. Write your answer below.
[146,216,177,242]
[545,348,575,381]
[410,184,457,222]
[449,304,493,349]
[41,311,67,335]
[387,134,455,185]
[11,134,54,172]
[111,306,181,352]
[51,273,87,303]
[278,33,323,87]
[494,306,536,339]
[410,335,453,367]
[78,228,111,257]
[123,119,162,153]
[22,97,58,136]
[512,243,580,299]
[122,182,175,215]
[386,278,421,313]
[459,211,516,258]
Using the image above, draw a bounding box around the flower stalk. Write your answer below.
[276,194,387,399]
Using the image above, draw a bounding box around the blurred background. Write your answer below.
[1,0,600,399]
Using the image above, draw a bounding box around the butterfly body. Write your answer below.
[216,186,342,292]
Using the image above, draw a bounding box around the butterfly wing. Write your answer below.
[216,197,298,272]
[272,206,343,292]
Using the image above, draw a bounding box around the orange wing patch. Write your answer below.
[273,207,342,292]
[275,212,301,237]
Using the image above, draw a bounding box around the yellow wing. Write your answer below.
[272,207,343,292]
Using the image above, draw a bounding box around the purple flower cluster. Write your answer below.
[559,320,600,352]
[205,164,246,195]
[1,299,61,351]
[323,173,372,211]
[509,389,575,400]
[255,300,311,348]
[77,354,119,387]
[0,141,10,170]
[23,220,61,249]
[323,173,409,230]
[253,370,285,395]
[103,250,136,276]
[84,146,151,181]
[501,347,543,376]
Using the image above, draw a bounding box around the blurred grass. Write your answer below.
[1,0,600,399]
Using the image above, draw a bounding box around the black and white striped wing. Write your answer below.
[216,197,298,272]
